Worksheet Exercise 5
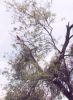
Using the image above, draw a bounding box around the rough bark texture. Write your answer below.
[53,23,73,100]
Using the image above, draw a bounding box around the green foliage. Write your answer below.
[4,0,60,100]
[5,87,45,100]
[5,0,73,100]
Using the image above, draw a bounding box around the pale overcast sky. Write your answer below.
[0,0,73,99]
[0,0,13,99]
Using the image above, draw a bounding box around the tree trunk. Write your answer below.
[53,79,73,100]
[66,92,73,100]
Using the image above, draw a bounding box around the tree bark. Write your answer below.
[53,79,73,100]
[66,92,73,100]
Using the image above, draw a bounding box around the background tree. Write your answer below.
[5,0,73,100]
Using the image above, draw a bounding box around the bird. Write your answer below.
[16,35,21,40]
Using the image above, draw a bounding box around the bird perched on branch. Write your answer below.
[16,35,21,40]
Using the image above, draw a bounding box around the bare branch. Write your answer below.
[17,37,43,72]
[64,54,73,57]
[38,22,61,53]
[59,23,73,60]
[69,35,73,40]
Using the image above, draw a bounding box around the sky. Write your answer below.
[0,0,13,99]
[0,0,73,99]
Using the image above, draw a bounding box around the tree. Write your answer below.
[5,0,73,100]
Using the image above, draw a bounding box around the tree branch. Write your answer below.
[38,22,61,53]
[20,76,49,100]
[53,79,71,100]
[16,37,43,72]
[64,54,73,57]
[59,23,73,60]
[69,35,73,40]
